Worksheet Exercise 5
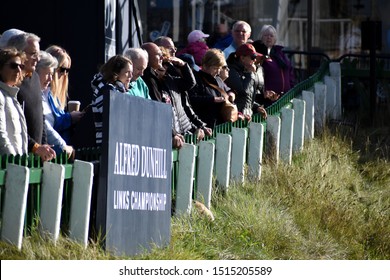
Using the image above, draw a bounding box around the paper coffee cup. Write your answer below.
[68,100,81,112]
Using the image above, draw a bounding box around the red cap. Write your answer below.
[236,43,263,59]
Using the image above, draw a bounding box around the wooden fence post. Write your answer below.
[280,107,294,164]
[40,162,65,243]
[247,122,264,180]
[266,115,281,163]
[215,133,232,192]
[302,90,315,140]
[230,127,247,183]
[175,143,196,215]
[292,98,306,153]
[1,164,29,250]
[69,160,94,248]
[196,141,215,209]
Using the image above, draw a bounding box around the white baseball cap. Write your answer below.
[187,30,209,43]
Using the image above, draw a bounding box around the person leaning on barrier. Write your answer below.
[225,43,276,121]
[154,37,213,138]
[141,42,210,149]
[252,24,295,106]
[159,45,213,137]
[6,32,56,161]
[0,47,28,156]
[188,48,236,129]
[36,51,74,158]
[91,55,133,146]
[46,45,84,144]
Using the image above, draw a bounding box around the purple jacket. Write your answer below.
[253,41,295,95]
[177,41,209,66]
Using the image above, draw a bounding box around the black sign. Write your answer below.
[98,92,172,256]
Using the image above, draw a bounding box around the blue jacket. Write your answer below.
[47,92,72,144]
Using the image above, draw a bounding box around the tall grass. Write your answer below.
[1,128,389,260]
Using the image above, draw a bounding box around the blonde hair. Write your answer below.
[46,45,71,109]
[202,48,226,68]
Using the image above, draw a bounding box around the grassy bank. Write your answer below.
[1,128,389,260]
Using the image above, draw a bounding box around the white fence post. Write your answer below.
[69,160,94,248]
[230,127,247,183]
[266,115,281,163]
[314,82,327,133]
[324,76,337,119]
[196,141,215,209]
[1,164,29,250]
[292,98,306,153]
[40,162,65,243]
[329,62,342,119]
[280,107,294,164]
[215,133,232,192]
[302,90,315,140]
[175,143,196,215]
[247,122,264,180]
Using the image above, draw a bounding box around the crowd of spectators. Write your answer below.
[0,21,294,156]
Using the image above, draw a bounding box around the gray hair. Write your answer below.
[259,25,277,42]
[36,51,58,72]
[123,47,148,62]
[6,32,41,51]
[232,20,252,33]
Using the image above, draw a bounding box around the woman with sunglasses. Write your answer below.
[225,43,274,120]
[46,45,84,144]
[0,47,28,155]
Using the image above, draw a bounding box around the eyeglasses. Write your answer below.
[222,65,230,71]
[58,67,70,74]
[250,54,258,60]
[5,62,25,70]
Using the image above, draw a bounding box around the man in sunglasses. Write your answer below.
[6,32,56,161]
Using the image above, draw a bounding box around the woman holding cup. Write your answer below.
[46,45,84,144]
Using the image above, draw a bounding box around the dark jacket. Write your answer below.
[225,54,264,116]
[143,63,205,135]
[252,41,295,95]
[188,70,227,128]
[17,71,47,151]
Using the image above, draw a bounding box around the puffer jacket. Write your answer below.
[143,63,205,135]
[225,55,264,116]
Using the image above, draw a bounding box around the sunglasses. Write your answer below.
[6,62,25,70]
[58,67,70,73]
[250,54,258,60]
[222,65,230,71]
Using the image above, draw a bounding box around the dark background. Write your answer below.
[1,0,106,148]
